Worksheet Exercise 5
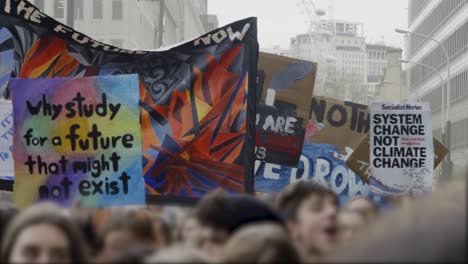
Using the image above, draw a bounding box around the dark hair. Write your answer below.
[195,189,284,234]
[221,223,301,264]
[0,207,17,239]
[276,180,339,221]
[99,208,156,245]
[0,203,89,263]
[108,245,155,264]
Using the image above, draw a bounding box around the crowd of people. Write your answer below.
[0,178,465,263]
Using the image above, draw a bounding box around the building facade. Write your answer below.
[289,20,367,103]
[31,0,208,50]
[207,14,219,32]
[364,44,407,104]
[378,47,405,102]
[365,44,388,104]
[260,45,290,57]
[406,0,468,178]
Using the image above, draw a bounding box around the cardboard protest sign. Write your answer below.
[308,96,370,156]
[0,0,258,203]
[346,134,447,185]
[253,97,381,202]
[0,99,13,182]
[433,139,448,169]
[255,143,383,205]
[255,53,316,167]
[11,75,145,208]
[369,102,433,195]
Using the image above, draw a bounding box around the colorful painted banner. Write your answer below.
[255,143,382,205]
[370,102,434,196]
[0,0,258,203]
[11,75,145,208]
[0,99,13,181]
[255,53,317,167]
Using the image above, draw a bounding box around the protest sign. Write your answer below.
[308,96,370,156]
[0,0,258,203]
[253,97,381,203]
[0,99,13,182]
[11,75,145,208]
[255,143,382,205]
[255,53,316,167]
[346,134,447,185]
[369,102,434,195]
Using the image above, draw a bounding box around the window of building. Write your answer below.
[336,23,344,33]
[93,0,103,19]
[75,0,84,20]
[54,0,64,19]
[112,0,123,20]
[34,0,44,10]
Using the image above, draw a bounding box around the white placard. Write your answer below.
[370,102,434,195]
[0,99,14,180]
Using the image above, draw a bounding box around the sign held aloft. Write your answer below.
[11,75,145,208]
[369,102,434,195]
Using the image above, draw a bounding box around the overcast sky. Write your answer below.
[208,0,408,50]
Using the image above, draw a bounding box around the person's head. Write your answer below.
[276,180,339,259]
[221,223,301,264]
[68,207,100,256]
[145,245,212,263]
[346,197,379,223]
[194,189,283,259]
[338,210,366,242]
[152,214,173,248]
[0,203,89,263]
[179,211,203,247]
[98,208,157,261]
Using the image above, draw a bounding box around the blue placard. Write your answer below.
[255,143,384,206]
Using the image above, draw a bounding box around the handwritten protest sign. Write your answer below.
[11,75,145,208]
[1,0,258,203]
[308,96,370,157]
[253,97,381,203]
[370,102,434,195]
[0,99,13,182]
[255,53,317,167]
[255,143,382,205]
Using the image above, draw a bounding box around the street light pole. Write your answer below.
[396,28,452,181]
[395,28,450,133]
